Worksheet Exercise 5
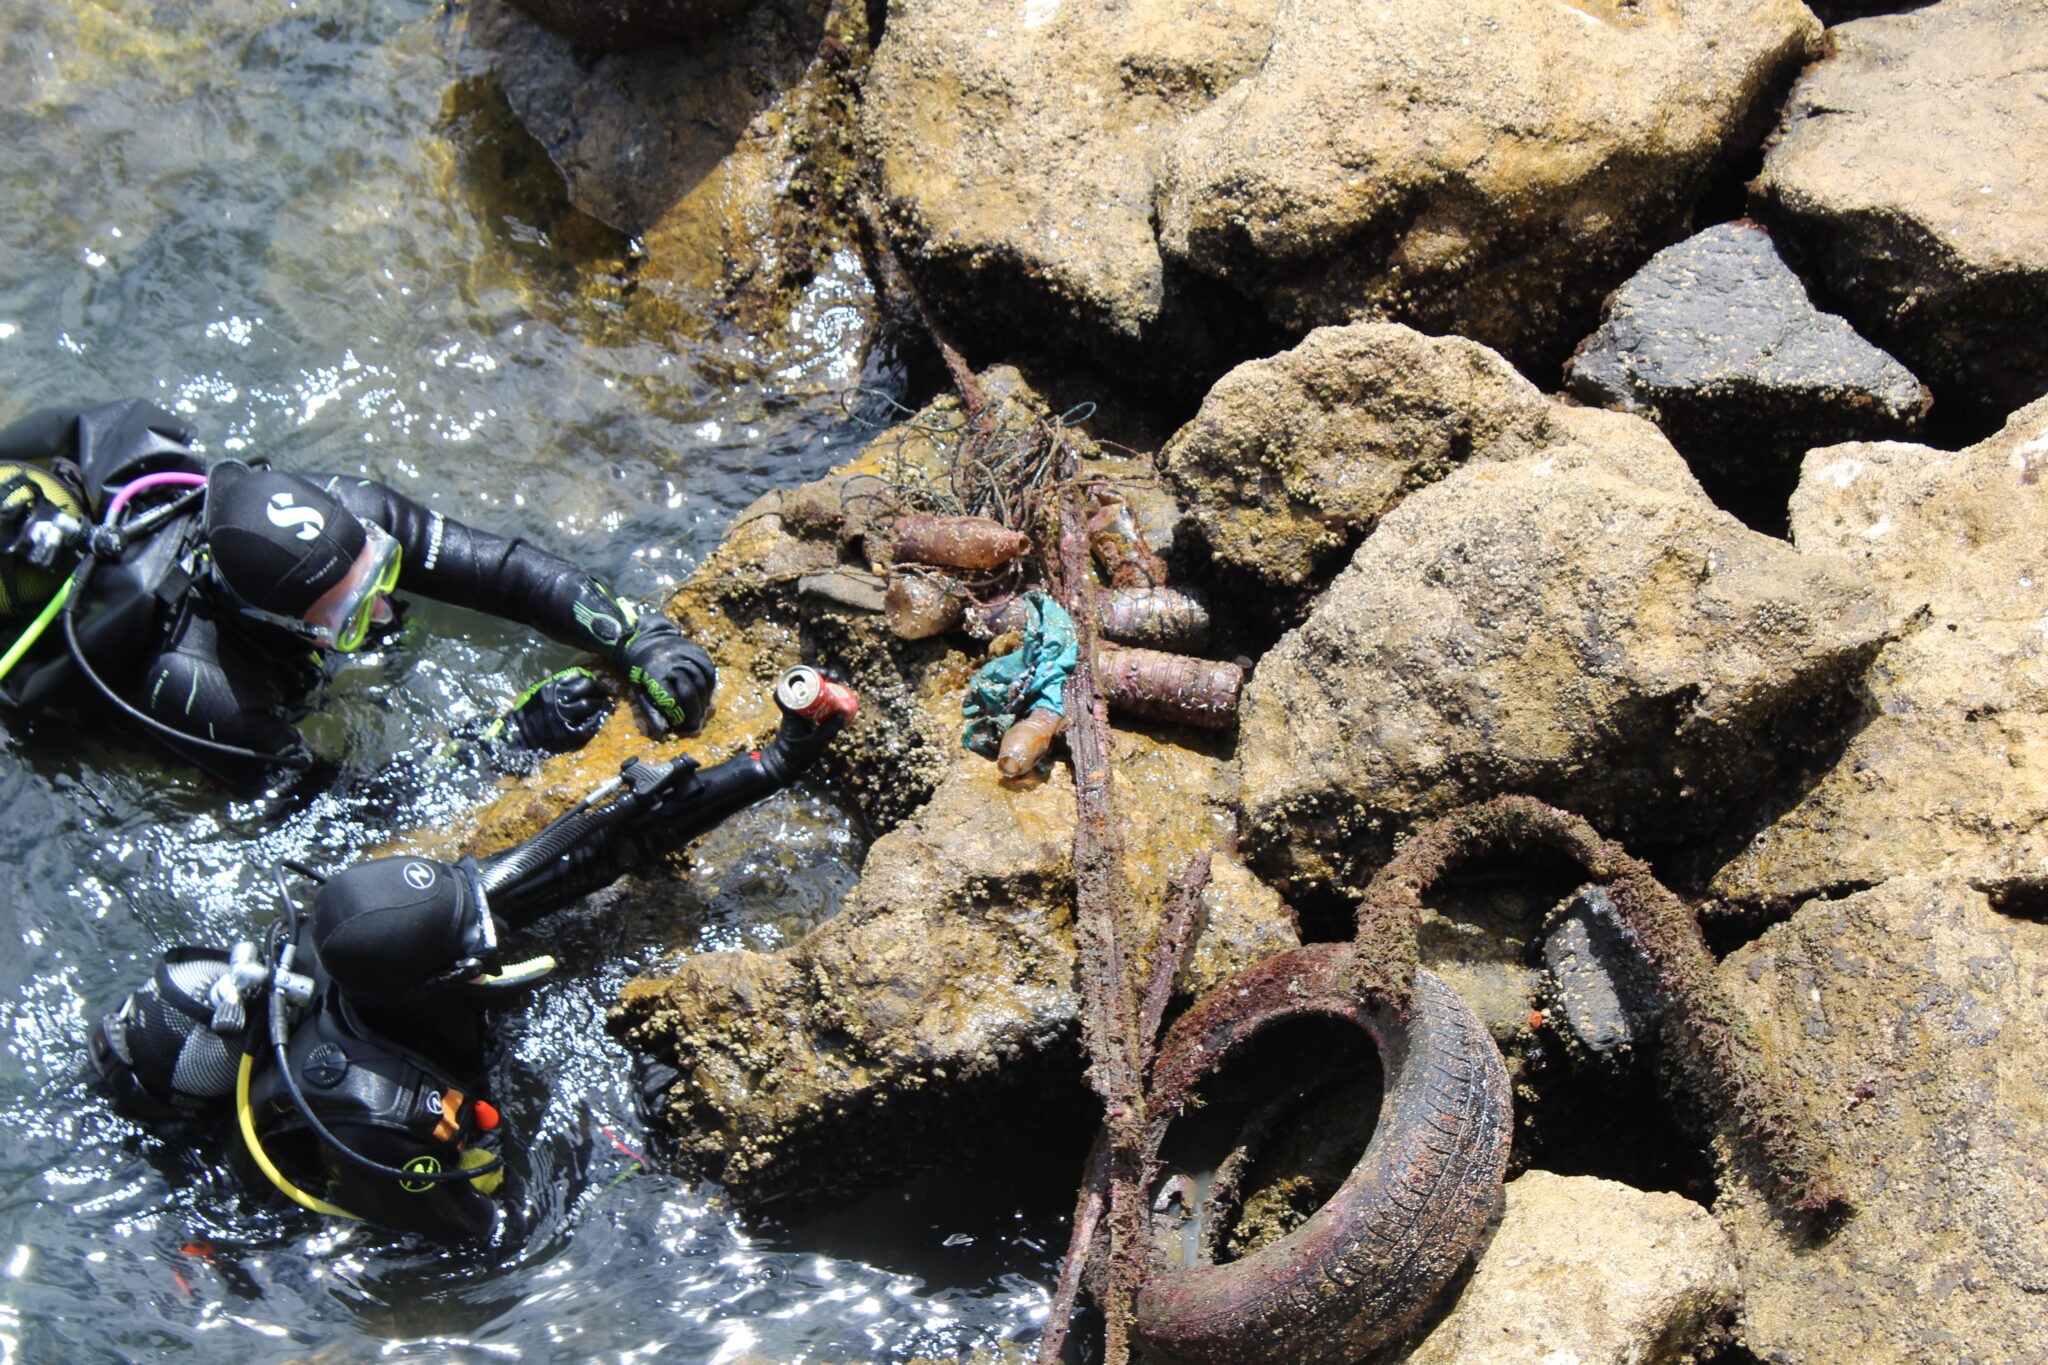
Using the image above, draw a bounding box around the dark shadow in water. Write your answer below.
[456,0,835,237]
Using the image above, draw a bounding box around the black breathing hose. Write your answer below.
[60,490,313,771]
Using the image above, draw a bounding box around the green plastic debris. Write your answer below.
[962,589,1077,756]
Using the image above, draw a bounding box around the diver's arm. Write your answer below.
[478,708,843,929]
[314,475,643,656]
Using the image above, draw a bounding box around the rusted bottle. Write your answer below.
[1095,586,1211,653]
[997,708,1066,777]
[883,571,968,639]
[1086,488,1168,588]
[1096,647,1242,729]
[892,514,1032,571]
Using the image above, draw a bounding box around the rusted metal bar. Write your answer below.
[1139,851,1213,1073]
[1058,460,1147,1365]
[851,185,985,414]
[1033,1130,1110,1365]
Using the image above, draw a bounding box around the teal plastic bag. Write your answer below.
[962,589,1077,756]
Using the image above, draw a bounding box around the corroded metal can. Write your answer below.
[1095,586,1211,653]
[775,666,860,726]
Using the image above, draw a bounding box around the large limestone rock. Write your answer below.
[1715,877,2048,1363]
[1709,397,2048,908]
[1405,1172,1736,1365]
[860,0,1278,378]
[1754,0,2048,430]
[1156,0,1819,373]
[611,744,1297,1205]
[1162,323,1644,591]
[1565,221,1928,526]
[1240,430,1888,895]
[862,0,1818,379]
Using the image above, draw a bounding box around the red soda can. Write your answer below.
[776,666,860,726]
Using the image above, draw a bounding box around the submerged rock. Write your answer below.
[1239,426,1888,895]
[862,0,1818,381]
[502,0,756,48]
[463,0,870,342]
[1709,395,2048,908]
[1754,0,2048,431]
[1565,221,1928,524]
[1716,877,2048,1363]
[1405,1171,1736,1365]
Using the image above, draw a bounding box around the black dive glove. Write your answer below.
[502,667,610,754]
[615,613,715,734]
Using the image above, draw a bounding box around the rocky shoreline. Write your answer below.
[444,0,2048,1360]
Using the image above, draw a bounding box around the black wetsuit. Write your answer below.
[0,400,647,794]
[138,472,645,792]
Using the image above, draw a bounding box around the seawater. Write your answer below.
[0,2,1060,1359]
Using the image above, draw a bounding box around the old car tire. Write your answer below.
[1133,943,1512,1365]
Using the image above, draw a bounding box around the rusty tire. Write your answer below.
[1133,944,1512,1365]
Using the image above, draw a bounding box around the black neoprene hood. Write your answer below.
[312,857,480,999]
[205,462,366,618]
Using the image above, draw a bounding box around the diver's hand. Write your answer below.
[503,666,610,754]
[616,614,715,734]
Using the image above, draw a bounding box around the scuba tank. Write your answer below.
[0,400,210,710]
[89,866,516,1244]
[246,970,504,1241]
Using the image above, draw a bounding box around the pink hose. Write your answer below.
[106,470,209,522]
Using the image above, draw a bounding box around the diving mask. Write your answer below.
[219,520,402,652]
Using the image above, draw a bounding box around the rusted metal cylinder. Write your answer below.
[1095,586,1210,653]
[891,514,1031,571]
[1086,488,1168,588]
[883,571,968,639]
[1097,647,1242,729]
[996,707,1066,777]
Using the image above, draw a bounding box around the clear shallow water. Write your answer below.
[0,2,1060,1359]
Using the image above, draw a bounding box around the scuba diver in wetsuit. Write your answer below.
[0,398,716,793]
[89,667,858,1241]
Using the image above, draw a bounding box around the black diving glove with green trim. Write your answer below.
[614,612,715,735]
[495,666,611,755]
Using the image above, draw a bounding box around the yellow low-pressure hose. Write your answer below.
[236,1054,359,1221]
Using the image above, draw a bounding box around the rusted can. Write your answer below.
[1097,647,1241,729]
[891,514,1032,571]
[1086,488,1168,588]
[996,707,1066,777]
[883,571,968,640]
[1095,586,1211,653]
[775,666,861,726]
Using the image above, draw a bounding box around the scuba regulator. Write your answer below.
[89,667,859,1241]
